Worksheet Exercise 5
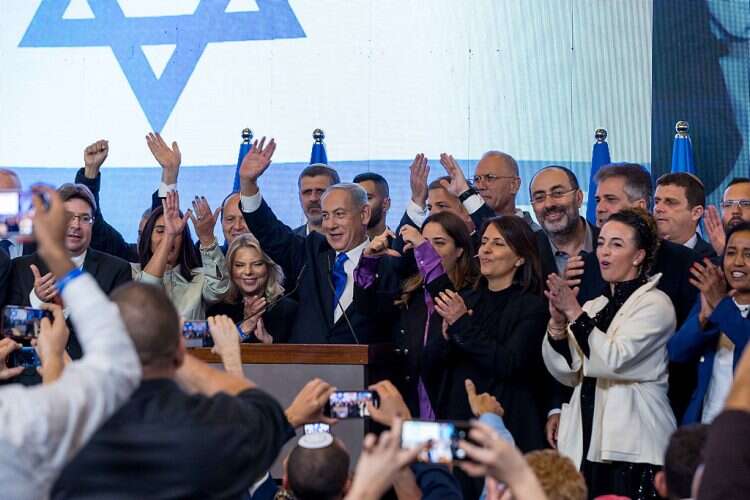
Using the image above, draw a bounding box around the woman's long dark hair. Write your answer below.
[479,216,542,295]
[138,205,201,282]
[397,211,478,306]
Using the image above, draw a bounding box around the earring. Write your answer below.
[633,261,639,266]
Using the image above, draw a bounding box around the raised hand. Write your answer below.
[465,378,504,417]
[434,289,469,325]
[31,186,73,276]
[705,205,726,255]
[363,229,400,258]
[399,224,425,252]
[238,137,277,196]
[285,378,336,427]
[83,139,109,178]
[366,380,412,428]
[31,264,59,304]
[0,339,24,381]
[163,191,190,238]
[189,196,221,247]
[253,317,273,344]
[207,315,241,360]
[438,153,471,197]
[35,303,69,383]
[409,153,429,207]
[146,132,181,184]
[545,273,583,323]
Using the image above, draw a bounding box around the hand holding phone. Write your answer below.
[2,306,54,342]
[324,390,379,419]
[400,420,472,464]
[8,347,41,369]
[182,320,209,348]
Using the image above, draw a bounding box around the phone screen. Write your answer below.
[324,390,378,419]
[9,347,41,369]
[182,320,209,348]
[2,306,53,341]
[400,420,470,463]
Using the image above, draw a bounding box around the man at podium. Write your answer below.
[236,138,400,344]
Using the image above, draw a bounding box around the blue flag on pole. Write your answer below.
[310,128,328,164]
[586,129,611,225]
[670,121,695,174]
[232,129,253,192]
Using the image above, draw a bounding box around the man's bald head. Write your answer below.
[0,169,21,190]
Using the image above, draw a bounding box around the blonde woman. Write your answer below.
[207,234,296,343]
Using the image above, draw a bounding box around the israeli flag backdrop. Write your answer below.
[1,1,654,241]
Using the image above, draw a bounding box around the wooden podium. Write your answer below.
[190,343,398,475]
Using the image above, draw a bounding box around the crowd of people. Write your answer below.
[0,133,748,500]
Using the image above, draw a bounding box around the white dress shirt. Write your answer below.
[702,300,750,423]
[0,273,141,499]
[334,238,369,324]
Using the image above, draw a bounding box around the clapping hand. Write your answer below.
[409,153,429,207]
[690,258,729,325]
[238,137,277,195]
[439,153,471,197]
[240,295,267,336]
[146,133,181,184]
[562,255,585,288]
[544,273,583,323]
[434,289,469,325]
[189,196,221,247]
[83,139,109,178]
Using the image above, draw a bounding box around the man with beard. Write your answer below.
[705,178,750,255]
[294,164,341,237]
[353,172,391,239]
[529,166,597,279]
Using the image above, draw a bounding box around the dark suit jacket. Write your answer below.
[0,250,9,308]
[242,199,400,344]
[292,224,307,238]
[536,218,600,281]
[693,234,718,262]
[578,238,700,421]
[7,249,132,361]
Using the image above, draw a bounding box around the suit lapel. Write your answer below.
[316,248,335,326]
[82,250,100,280]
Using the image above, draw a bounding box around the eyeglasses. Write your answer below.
[67,213,94,225]
[721,199,750,209]
[530,188,578,205]
[472,174,518,184]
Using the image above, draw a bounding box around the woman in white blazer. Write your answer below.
[542,208,676,500]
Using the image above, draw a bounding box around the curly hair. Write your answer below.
[605,207,660,276]
[525,450,587,500]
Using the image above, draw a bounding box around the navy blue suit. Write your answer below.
[668,297,749,424]
[241,198,400,344]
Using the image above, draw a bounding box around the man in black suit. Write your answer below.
[293,164,340,237]
[7,183,131,360]
[238,138,399,344]
[568,163,700,423]
[0,250,9,308]
[655,172,717,260]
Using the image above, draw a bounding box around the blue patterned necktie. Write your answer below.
[0,239,13,257]
[331,253,349,315]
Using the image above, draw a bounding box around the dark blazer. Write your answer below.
[693,234,718,262]
[206,297,298,344]
[292,224,307,238]
[7,249,132,360]
[0,250,9,308]
[668,297,749,424]
[536,218,600,281]
[250,474,278,500]
[242,199,400,344]
[425,285,549,453]
[577,238,700,422]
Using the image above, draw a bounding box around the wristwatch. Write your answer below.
[458,187,479,203]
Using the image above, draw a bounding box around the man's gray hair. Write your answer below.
[595,163,653,209]
[322,182,368,210]
[481,150,519,176]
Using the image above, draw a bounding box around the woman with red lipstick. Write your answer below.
[542,208,676,500]
[207,233,297,343]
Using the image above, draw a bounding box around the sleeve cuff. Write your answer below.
[29,288,44,308]
[461,193,484,214]
[406,200,428,228]
[478,413,515,445]
[547,408,561,417]
[158,182,177,198]
[414,241,444,283]
[240,192,263,213]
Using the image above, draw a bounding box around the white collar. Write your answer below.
[733,298,750,318]
[341,238,370,264]
[71,250,87,269]
[684,233,699,249]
